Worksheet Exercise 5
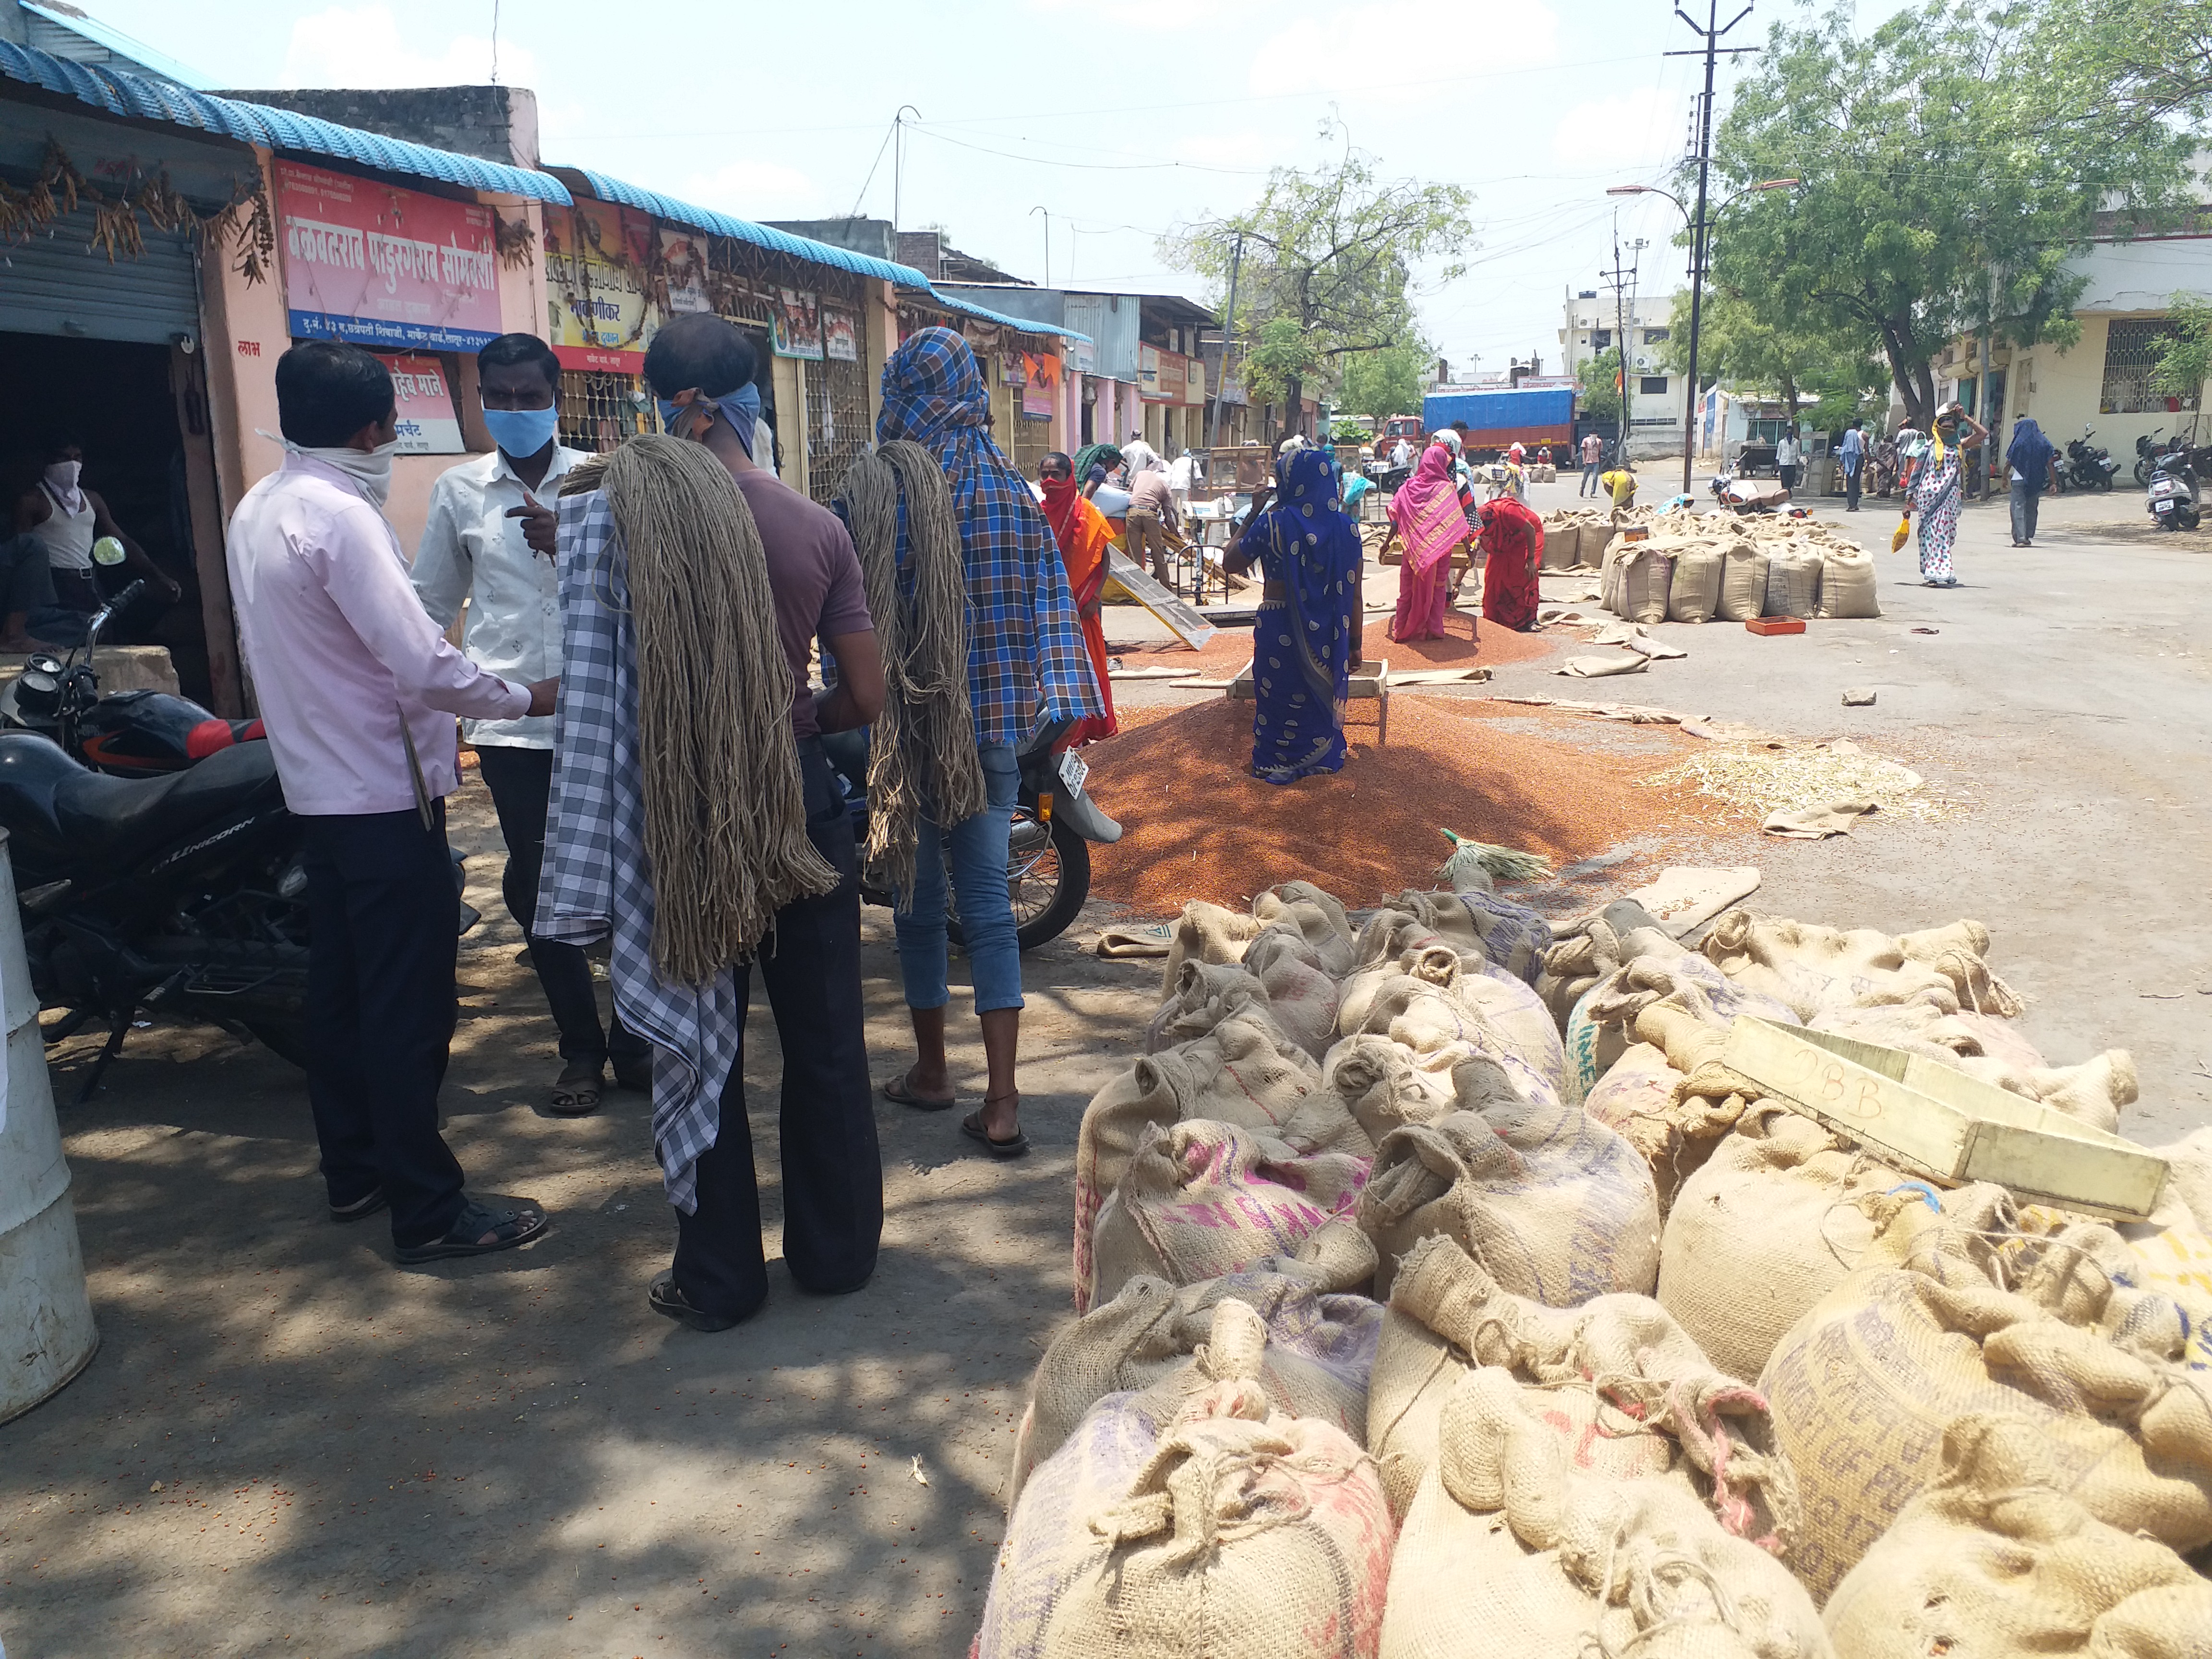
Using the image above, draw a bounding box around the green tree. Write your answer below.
[1657,286,1887,432]
[1162,146,1473,429]
[1334,339,1432,420]
[1577,348,1624,423]
[2150,294,2212,409]
[1703,0,2199,429]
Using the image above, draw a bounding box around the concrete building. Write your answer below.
[1557,286,1688,458]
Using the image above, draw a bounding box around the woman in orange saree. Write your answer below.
[1038,451,1118,745]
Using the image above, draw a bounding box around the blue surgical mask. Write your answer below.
[482,403,560,460]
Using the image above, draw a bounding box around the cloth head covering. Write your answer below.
[1389,444,1468,576]
[2006,418,2054,477]
[1071,442,1121,483]
[659,383,762,460]
[1431,429,1463,456]
[876,327,1102,744]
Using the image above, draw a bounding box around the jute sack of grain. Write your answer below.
[1561,983,1626,1104]
[1816,544,1881,619]
[1702,909,1968,1020]
[1539,898,1682,1032]
[1239,926,1341,1059]
[2013,1202,2212,1373]
[1323,1033,1470,1144]
[1075,998,1340,1310]
[1387,888,1556,986]
[1088,1118,1371,1309]
[977,1299,1396,1659]
[1583,518,1618,575]
[1252,879,1357,978]
[1007,1262,1384,1511]
[1541,516,1582,571]
[1144,959,1272,1052]
[1378,1363,1826,1659]
[1823,1413,2212,1659]
[1618,544,1675,626]
[2156,1127,2212,1231]
[1759,1193,2212,1600]
[1714,537,1769,622]
[1340,972,1567,1118]
[1368,1233,1797,1532]
[1582,1041,1745,1214]
[1668,541,1725,622]
[1358,1067,1661,1303]
[1761,543,1822,618]
[1570,950,1799,1104]
[1657,1100,1912,1384]
[1160,899,1267,994]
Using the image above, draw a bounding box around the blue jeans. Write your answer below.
[893,742,1023,1015]
[1581,460,1602,495]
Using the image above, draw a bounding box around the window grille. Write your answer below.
[1642,326,1670,344]
[2102,319,2197,413]
[1641,375,1670,396]
[807,352,873,505]
[559,371,648,453]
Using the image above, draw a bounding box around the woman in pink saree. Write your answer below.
[1383,443,1476,643]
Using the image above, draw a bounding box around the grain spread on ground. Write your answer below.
[1079,696,1722,912]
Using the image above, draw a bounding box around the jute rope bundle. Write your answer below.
[835,440,985,899]
[577,435,837,982]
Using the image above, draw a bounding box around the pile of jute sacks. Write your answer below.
[971,874,2212,1658]
[1541,505,1883,623]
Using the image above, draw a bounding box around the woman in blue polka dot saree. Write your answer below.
[1223,445,1363,784]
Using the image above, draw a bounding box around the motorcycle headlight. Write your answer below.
[13,666,61,717]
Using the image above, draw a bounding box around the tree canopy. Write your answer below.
[1162,147,1472,427]
[1576,349,1624,423]
[1701,0,2200,428]
[1334,339,1432,421]
[1657,286,1889,431]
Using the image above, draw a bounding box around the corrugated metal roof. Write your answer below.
[561,168,1090,344]
[910,285,1090,344]
[561,168,934,287]
[0,39,572,204]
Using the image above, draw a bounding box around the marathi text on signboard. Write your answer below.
[377,352,465,454]
[276,161,502,351]
[822,306,858,363]
[545,202,656,373]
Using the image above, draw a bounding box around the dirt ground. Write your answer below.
[3,480,2209,1658]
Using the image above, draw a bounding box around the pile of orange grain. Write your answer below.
[1080,695,1732,913]
[1110,611,1562,676]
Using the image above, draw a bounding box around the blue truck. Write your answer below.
[1418,386,1577,459]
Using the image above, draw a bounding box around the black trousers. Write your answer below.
[474,744,649,1070]
[672,744,882,1318]
[1844,462,1862,510]
[303,804,467,1248]
[1779,463,1800,492]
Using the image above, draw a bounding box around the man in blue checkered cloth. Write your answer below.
[872,327,1103,1159]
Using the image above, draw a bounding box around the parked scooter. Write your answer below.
[822,718,1120,951]
[2133,429,2188,489]
[0,580,266,776]
[2146,453,2202,531]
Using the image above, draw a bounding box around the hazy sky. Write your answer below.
[83,0,1911,380]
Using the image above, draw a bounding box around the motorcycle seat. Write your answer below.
[0,733,284,869]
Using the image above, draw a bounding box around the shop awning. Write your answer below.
[0,39,572,205]
[555,168,1090,345]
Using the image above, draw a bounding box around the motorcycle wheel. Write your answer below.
[2137,460,2152,488]
[946,808,1091,954]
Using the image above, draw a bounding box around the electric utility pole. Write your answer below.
[1669,1,1758,496]
[1599,221,1645,466]
[1203,232,1244,454]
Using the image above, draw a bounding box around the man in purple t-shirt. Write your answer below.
[636,314,887,1330]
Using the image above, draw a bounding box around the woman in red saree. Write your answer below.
[1383,443,1476,642]
[1475,493,1544,631]
[1038,451,1118,745]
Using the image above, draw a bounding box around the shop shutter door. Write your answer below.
[0,205,199,345]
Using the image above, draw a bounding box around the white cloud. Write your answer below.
[675,159,823,223]
[279,5,539,89]
[1549,86,1689,172]
[1247,2,1560,99]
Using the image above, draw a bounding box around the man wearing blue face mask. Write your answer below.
[414,332,651,1115]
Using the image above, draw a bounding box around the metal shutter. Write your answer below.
[0,204,199,345]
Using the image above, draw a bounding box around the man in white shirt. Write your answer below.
[1388,436,1412,470]
[227,340,556,1265]
[1776,430,1803,493]
[414,335,651,1117]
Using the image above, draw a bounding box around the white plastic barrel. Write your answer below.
[0,830,98,1423]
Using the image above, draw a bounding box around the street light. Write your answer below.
[1608,179,1800,493]
[1030,205,1051,288]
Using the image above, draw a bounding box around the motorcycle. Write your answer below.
[2147,454,2201,531]
[0,579,265,775]
[1708,469,1789,515]
[2061,428,2119,492]
[2133,429,2187,489]
[823,718,1120,952]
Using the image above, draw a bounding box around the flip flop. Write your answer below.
[883,1070,956,1111]
[648,1270,754,1332]
[395,1194,547,1265]
[329,1187,388,1224]
[961,1108,1029,1159]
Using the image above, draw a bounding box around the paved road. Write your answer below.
[1,475,2204,1658]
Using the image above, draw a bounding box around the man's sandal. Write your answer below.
[550,1062,604,1117]
[395,1195,548,1264]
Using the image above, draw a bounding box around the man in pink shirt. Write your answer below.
[227,341,557,1265]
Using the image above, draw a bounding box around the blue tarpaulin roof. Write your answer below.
[561,168,1090,345]
[0,39,572,204]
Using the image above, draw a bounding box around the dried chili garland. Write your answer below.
[0,138,276,283]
